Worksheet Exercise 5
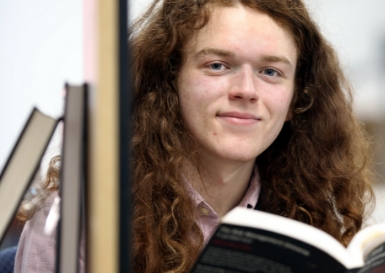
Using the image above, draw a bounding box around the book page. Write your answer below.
[347,222,385,264]
[0,109,57,242]
[346,242,385,273]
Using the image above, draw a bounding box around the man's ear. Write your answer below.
[285,109,293,121]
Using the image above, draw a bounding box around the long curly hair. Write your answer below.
[18,0,374,272]
[17,155,60,222]
[131,0,374,272]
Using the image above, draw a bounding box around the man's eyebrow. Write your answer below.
[194,48,235,59]
[193,48,293,67]
[260,55,293,68]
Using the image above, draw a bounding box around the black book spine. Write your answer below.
[119,0,132,271]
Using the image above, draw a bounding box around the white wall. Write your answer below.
[0,0,83,170]
[305,0,385,121]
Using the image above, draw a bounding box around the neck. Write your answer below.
[185,156,255,218]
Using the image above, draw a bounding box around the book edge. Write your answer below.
[221,207,363,269]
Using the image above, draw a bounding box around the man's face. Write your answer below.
[177,4,297,165]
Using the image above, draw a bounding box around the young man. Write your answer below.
[16,0,374,272]
[131,0,373,272]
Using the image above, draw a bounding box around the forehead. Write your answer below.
[183,4,297,65]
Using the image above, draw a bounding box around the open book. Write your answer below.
[191,207,385,273]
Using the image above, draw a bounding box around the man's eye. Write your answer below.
[262,68,279,77]
[209,63,224,70]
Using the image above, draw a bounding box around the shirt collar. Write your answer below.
[184,164,261,216]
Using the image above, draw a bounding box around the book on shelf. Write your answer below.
[55,84,87,273]
[0,108,59,244]
[191,207,385,273]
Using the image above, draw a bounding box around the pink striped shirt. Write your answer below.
[186,166,261,243]
[14,167,260,272]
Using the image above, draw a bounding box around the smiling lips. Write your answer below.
[217,112,261,125]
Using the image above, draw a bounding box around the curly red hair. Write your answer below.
[19,1,374,272]
[131,0,374,272]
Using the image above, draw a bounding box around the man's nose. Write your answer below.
[228,66,259,103]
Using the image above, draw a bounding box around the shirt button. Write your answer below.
[200,207,210,216]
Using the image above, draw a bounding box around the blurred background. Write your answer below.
[0,0,384,249]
